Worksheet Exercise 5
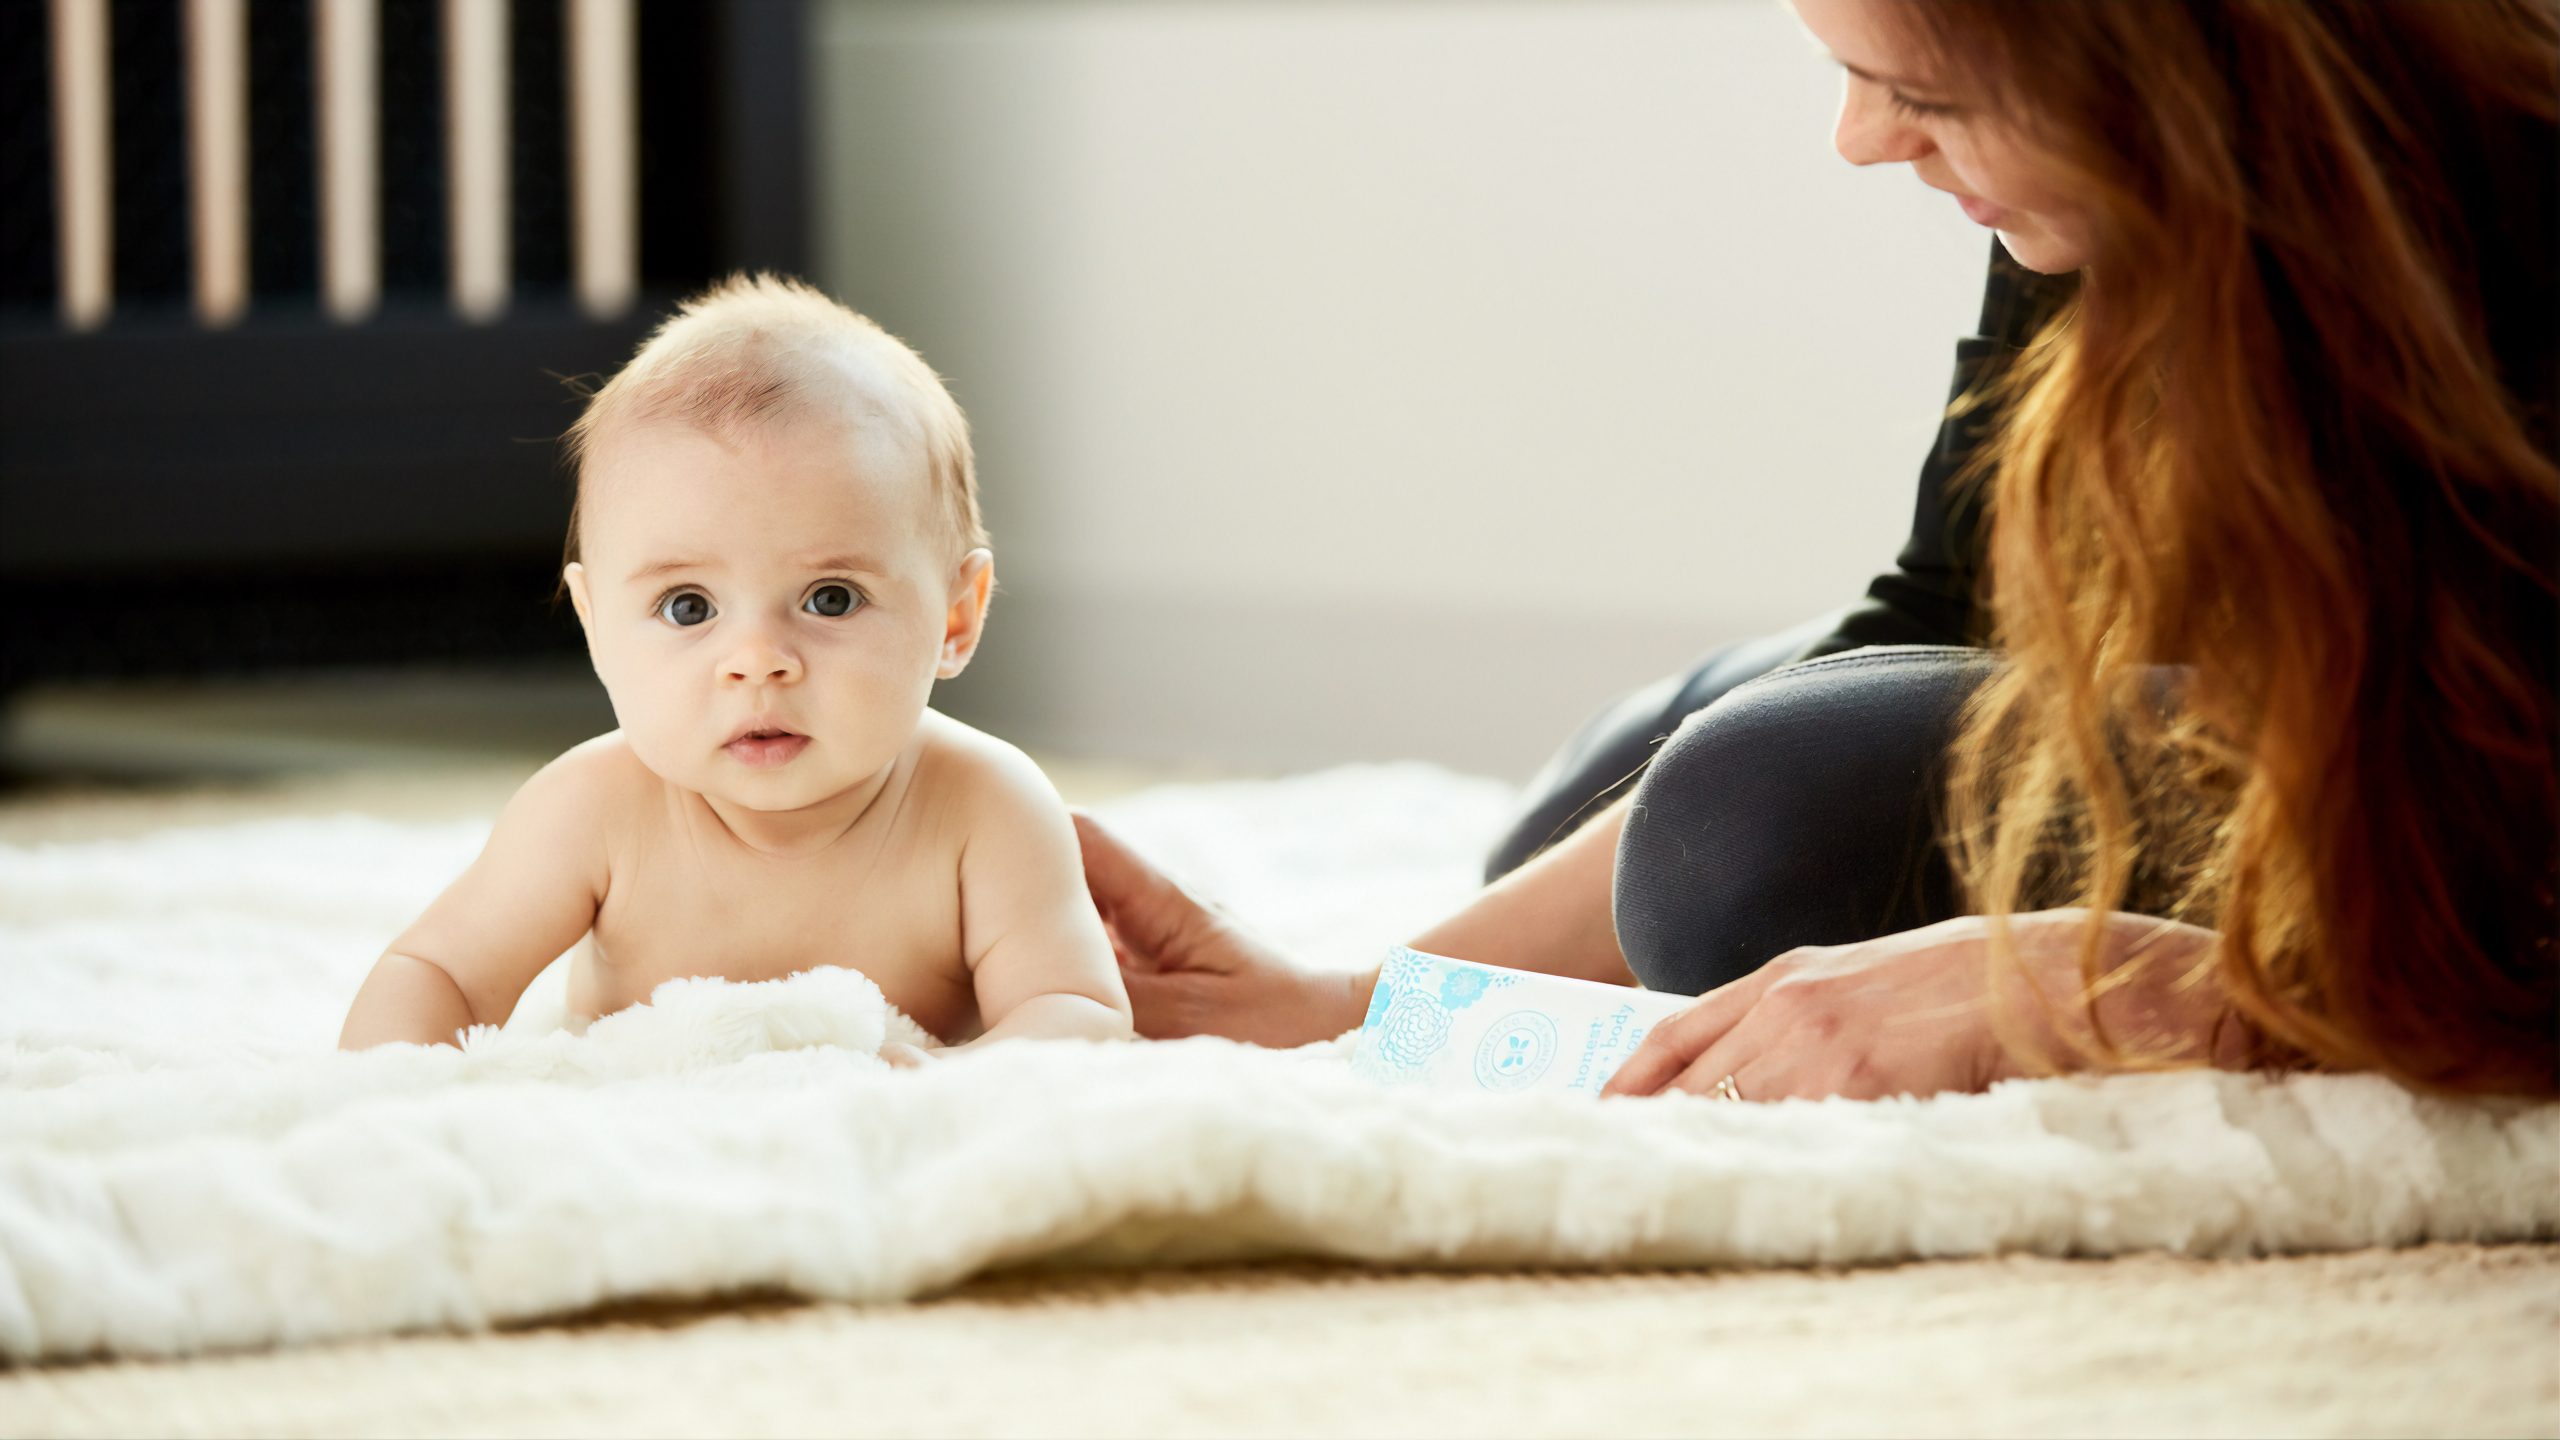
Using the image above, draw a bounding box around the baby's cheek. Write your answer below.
[606,672,705,777]
[615,725,690,788]
[831,634,934,704]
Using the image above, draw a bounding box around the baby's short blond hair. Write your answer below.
[563,273,985,563]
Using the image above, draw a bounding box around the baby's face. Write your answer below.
[566,414,986,812]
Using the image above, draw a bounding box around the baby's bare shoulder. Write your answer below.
[911,711,1067,826]
[509,732,659,832]
[535,730,656,793]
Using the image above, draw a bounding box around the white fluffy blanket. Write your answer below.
[3,765,2555,1362]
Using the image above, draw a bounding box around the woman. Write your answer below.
[1076,0,2560,1100]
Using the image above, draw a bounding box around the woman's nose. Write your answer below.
[1834,79,1932,168]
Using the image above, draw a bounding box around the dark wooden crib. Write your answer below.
[0,0,807,693]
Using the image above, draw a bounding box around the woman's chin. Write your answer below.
[1993,226,2089,276]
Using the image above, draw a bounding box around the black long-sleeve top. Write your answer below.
[1794,240,2077,663]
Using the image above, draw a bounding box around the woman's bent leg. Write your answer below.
[1612,646,1999,996]
[1484,610,1858,882]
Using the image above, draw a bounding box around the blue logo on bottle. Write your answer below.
[1473,1011,1558,1091]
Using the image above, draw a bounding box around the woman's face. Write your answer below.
[1790,0,2094,275]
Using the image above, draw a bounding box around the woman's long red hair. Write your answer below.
[1899,0,2559,1092]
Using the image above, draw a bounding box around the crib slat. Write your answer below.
[445,0,508,321]
[51,0,112,329]
[566,0,633,318]
[186,0,249,325]
[315,0,378,320]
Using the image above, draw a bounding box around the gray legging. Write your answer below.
[1489,645,1999,998]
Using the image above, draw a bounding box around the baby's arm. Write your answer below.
[952,742,1135,1049]
[338,749,611,1049]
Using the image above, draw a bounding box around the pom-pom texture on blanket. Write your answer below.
[3,764,2555,1362]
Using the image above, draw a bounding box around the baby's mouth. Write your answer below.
[724,725,810,768]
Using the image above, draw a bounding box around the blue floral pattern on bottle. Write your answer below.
[1370,991,1452,1074]
[1353,946,1516,1084]
[1437,964,1491,1011]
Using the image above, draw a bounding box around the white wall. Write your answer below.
[811,0,1992,779]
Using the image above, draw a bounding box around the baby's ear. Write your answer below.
[937,549,995,679]
[562,562,594,632]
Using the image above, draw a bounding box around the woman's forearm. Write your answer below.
[1400,794,1638,992]
[1998,908,2245,1072]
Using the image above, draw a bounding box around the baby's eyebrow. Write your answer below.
[800,554,884,575]
[626,558,710,583]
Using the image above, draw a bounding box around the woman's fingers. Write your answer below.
[1659,965,1943,1103]
[1664,1006,1842,1100]
[1074,812,1356,1046]
[1598,961,1789,1097]
[1667,1048,1772,1100]
[1071,812,1210,971]
[1600,1002,1727,1098]
[1116,966,1195,1040]
[1608,926,2024,1104]
[1068,811,1160,915]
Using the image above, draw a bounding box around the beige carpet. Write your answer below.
[5,755,2558,1436]
[4,1246,2555,1438]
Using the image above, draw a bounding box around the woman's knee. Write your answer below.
[1610,648,1995,995]
[1481,611,1854,883]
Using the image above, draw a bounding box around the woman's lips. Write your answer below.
[1957,193,2007,227]
[725,732,810,767]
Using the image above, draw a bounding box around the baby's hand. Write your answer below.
[877,1040,939,1070]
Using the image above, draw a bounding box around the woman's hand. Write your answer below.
[1600,910,2226,1102]
[1072,812,1373,1046]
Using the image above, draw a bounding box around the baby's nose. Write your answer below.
[720,634,803,684]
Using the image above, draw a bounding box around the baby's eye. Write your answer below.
[803,583,863,618]
[656,590,715,627]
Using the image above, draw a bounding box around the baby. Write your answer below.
[339,275,1132,1059]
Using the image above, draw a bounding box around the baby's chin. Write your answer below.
[698,758,873,810]
[633,740,888,813]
